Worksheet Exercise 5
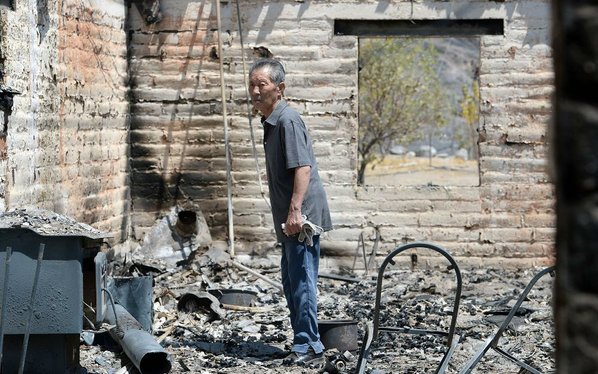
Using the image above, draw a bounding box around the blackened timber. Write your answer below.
[334,19,504,37]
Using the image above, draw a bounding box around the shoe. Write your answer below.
[283,350,325,366]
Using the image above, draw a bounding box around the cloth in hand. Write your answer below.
[281,215,323,246]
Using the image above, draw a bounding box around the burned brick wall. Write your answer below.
[0,1,130,240]
[0,0,555,265]
[127,1,226,240]
[127,0,555,265]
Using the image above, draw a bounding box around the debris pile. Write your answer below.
[0,207,109,239]
[79,246,555,374]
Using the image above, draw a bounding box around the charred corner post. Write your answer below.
[553,0,598,372]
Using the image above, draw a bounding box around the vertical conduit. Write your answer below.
[216,0,235,256]
[235,0,270,210]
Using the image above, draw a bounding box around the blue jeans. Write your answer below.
[280,235,324,354]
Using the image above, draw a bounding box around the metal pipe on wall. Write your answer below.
[235,0,271,211]
[216,0,235,257]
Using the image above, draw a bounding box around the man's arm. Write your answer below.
[284,165,311,236]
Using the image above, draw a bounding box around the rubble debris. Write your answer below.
[128,262,166,277]
[0,207,110,239]
[319,272,371,283]
[460,266,555,374]
[177,292,225,320]
[208,288,258,307]
[230,260,284,292]
[107,276,154,332]
[79,249,555,373]
[136,207,211,268]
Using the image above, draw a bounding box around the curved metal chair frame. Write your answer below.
[458,265,556,374]
[355,242,463,374]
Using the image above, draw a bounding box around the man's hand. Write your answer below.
[283,210,303,236]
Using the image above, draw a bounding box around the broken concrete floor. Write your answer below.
[78,249,555,374]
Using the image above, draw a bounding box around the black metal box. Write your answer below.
[0,209,108,373]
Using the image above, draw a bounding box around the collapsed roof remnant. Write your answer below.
[0,208,110,239]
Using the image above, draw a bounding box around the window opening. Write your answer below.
[358,36,481,186]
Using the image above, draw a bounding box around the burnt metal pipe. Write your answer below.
[104,303,171,374]
[175,210,197,238]
[0,246,13,367]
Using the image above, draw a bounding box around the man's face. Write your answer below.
[249,67,284,117]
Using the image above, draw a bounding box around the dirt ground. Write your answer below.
[78,247,555,374]
[364,156,479,186]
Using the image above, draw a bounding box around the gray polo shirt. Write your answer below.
[262,100,333,242]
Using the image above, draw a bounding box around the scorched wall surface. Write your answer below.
[0,0,555,265]
[0,0,130,241]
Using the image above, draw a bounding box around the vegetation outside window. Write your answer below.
[358,37,481,187]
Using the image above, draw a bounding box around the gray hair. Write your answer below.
[249,58,286,85]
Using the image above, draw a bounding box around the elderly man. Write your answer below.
[248,58,333,366]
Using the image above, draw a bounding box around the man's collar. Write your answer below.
[262,100,288,126]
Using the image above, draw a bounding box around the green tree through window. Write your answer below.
[358,37,480,186]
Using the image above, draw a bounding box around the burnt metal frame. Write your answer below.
[351,231,367,274]
[351,228,380,276]
[355,242,462,374]
[458,265,556,374]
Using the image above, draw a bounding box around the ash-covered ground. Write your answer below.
[79,246,555,374]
